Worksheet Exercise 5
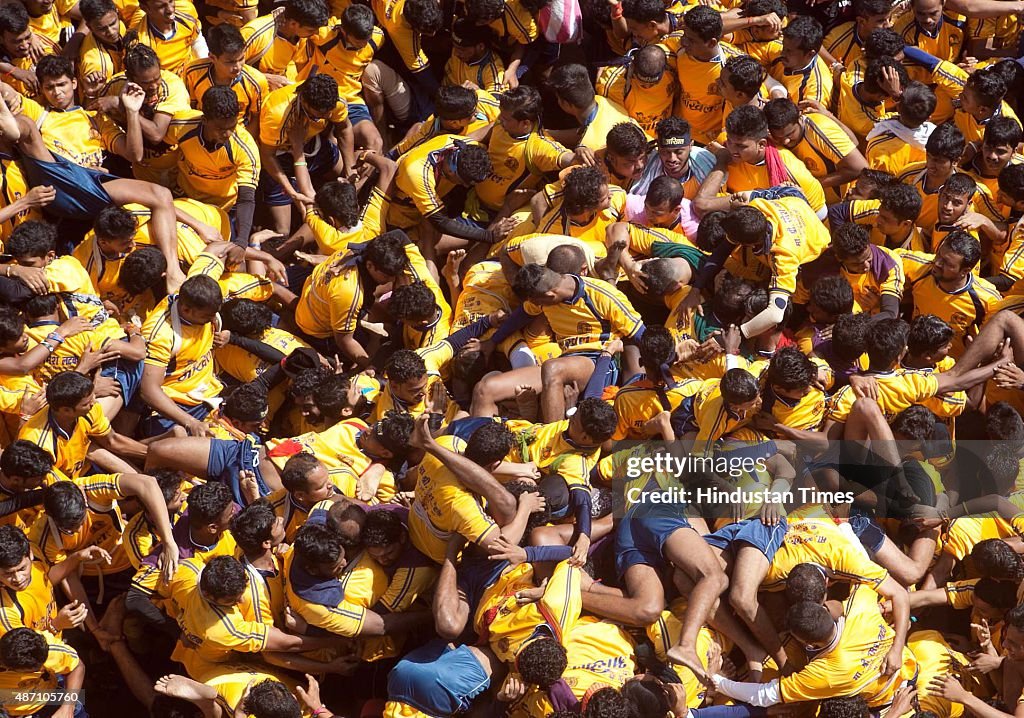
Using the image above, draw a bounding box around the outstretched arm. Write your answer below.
[410,415,518,523]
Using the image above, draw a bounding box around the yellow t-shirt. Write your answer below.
[18,98,108,169]
[26,475,133,574]
[673,41,742,145]
[726,152,827,219]
[407,434,499,563]
[370,0,428,73]
[241,14,314,81]
[523,274,643,353]
[183,59,270,127]
[258,82,349,151]
[779,583,916,708]
[0,558,58,637]
[18,405,112,479]
[0,635,80,717]
[763,520,889,590]
[900,249,1003,356]
[129,0,202,74]
[310,25,385,104]
[596,60,679,139]
[165,111,261,209]
[743,195,831,295]
[142,294,223,405]
[472,125,567,213]
[389,134,484,229]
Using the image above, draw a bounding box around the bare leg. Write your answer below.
[145,436,217,477]
[540,356,595,422]
[872,534,935,587]
[103,179,182,292]
[662,527,728,681]
[269,204,293,238]
[725,546,784,668]
[581,562,665,626]
[471,366,542,416]
[353,120,384,153]
[957,310,1024,368]
[13,114,52,160]
[529,514,614,546]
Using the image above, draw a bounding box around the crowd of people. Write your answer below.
[2,0,1024,716]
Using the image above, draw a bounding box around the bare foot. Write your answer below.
[514,384,538,422]
[154,674,217,702]
[667,645,710,686]
[443,249,466,284]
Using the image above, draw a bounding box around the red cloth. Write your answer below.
[764,144,791,187]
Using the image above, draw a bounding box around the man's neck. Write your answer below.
[925,168,950,190]
[52,412,76,433]
[556,275,578,300]
[902,354,935,370]
[188,525,218,548]
[577,101,598,123]
[212,67,233,85]
[937,274,969,293]
[886,225,913,245]
[245,549,276,571]
[148,13,173,33]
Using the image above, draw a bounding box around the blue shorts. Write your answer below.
[614,509,691,578]
[387,639,490,716]
[849,513,886,554]
[671,395,697,436]
[259,136,340,207]
[348,102,372,125]
[100,354,143,405]
[567,350,620,388]
[135,401,210,438]
[704,518,789,561]
[456,553,508,608]
[20,152,116,219]
[444,416,496,443]
[207,435,270,506]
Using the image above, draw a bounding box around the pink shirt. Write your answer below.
[624,195,700,240]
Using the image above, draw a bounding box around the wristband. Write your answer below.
[293,160,308,167]
[46,332,65,345]
[40,341,56,353]
[610,3,623,18]
[311,708,329,718]
[19,413,31,422]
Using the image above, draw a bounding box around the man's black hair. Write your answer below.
[231,499,278,555]
[187,481,233,526]
[219,298,273,337]
[465,421,514,465]
[200,555,247,602]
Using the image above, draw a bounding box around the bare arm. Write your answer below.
[115,473,177,578]
[946,0,1024,17]
[433,538,470,640]
[335,332,370,369]
[139,363,211,435]
[693,159,734,216]
[415,424,517,523]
